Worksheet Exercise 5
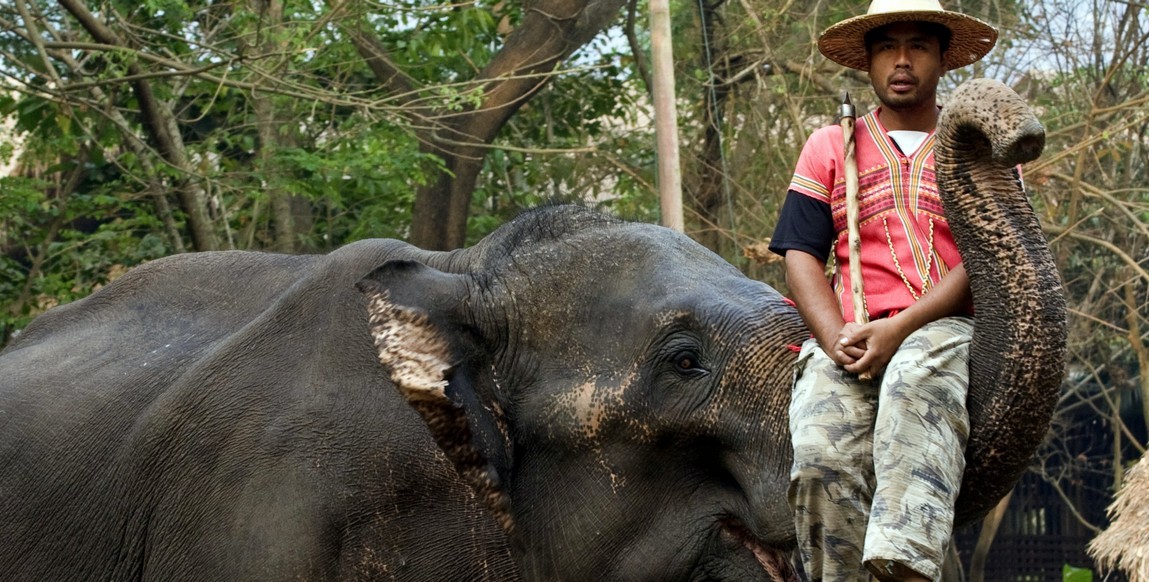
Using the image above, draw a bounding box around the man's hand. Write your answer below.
[838,264,974,378]
[785,250,972,379]
[828,322,867,367]
[838,318,912,378]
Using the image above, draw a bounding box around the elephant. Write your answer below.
[0,78,1065,581]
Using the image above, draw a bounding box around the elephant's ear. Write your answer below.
[355,260,513,534]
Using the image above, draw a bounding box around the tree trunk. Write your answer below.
[342,0,628,250]
[969,490,1012,582]
[650,0,683,232]
[57,0,220,252]
[250,0,303,253]
[689,0,728,252]
[410,150,486,250]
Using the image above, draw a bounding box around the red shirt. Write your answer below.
[782,109,967,322]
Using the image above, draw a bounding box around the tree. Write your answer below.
[335,0,631,249]
[0,0,649,341]
[1020,0,1149,538]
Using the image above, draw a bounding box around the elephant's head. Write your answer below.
[357,207,809,580]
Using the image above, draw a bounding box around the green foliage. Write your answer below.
[1,0,657,346]
[1062,564,1093,582]
[0,171,172,343]
[469,35,659,244]
[373,0,506,82]
[274,119,444,246]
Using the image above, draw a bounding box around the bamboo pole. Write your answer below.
[649,0,683,232]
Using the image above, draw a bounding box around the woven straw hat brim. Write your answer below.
[818,11,998,71]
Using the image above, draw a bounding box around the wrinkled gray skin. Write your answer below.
[0,79,1063,581]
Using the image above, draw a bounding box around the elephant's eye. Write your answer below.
[675,353,698,370]
[672,350,708,376]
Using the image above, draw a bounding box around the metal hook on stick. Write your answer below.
[840,92,873,382]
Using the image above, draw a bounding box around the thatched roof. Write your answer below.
[1089,453,1149,581]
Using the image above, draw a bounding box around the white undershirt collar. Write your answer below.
[887,130,928,156]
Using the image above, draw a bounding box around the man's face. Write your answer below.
[867,22,946,111]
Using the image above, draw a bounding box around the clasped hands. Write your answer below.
[827,317,910,379]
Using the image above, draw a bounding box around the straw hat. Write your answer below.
[817,0,998,71]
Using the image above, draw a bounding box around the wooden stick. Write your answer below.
[650,0,684,231]
[840,92,872,382]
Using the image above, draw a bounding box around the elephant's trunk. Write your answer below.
[934,78,1069,524]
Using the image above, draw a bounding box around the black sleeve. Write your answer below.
[768,190,834,263]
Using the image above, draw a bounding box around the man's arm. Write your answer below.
[841,264,972,377]
[784,249,866,367]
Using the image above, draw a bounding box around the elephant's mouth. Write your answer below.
[720,518,798,581]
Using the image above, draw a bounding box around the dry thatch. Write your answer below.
[1089,453,1149,581]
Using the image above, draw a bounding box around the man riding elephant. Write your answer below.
[769,1,1058,580]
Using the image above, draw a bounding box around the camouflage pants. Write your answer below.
[788,316,973,582]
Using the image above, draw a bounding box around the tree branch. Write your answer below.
[1044,223,1149,284]
[56,0,219,250]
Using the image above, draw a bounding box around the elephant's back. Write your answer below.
[0,240,517,579]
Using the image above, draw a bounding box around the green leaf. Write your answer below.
[1063,564,1092,582]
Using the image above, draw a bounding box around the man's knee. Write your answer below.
[791,443,873,489]
[890,317,973,368]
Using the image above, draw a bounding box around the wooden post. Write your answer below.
[649,0,683,232]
